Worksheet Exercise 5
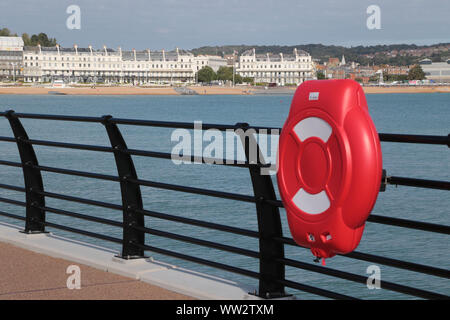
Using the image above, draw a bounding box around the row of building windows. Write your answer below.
[240,72,310,76]
[36,70,194,76]
[241,58,310,63]
[240,64,311,69]
[25,62,194,69]
[0,56,22,60]
[24,55,194,63]
[24,55,121,62]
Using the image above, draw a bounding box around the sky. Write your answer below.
[0,0,449,50]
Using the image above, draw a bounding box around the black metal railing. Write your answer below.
[0,110,448,300]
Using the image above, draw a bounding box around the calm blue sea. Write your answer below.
[0,93,448,299]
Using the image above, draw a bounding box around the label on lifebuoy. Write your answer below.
[277,79,382,260]
[309,92,320,101]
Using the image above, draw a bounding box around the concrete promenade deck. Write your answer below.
[0,222,258,300]
[0,241,192,300]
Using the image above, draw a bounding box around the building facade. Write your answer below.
[6,41,318,86]
[194,55,228,72]
[0,37,24,81]
[236,48,314,85]
[420,59,450,83]
[23,45,197,84]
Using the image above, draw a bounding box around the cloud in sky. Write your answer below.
[0,0,448,50]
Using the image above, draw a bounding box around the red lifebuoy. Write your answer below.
[277,79,382,262]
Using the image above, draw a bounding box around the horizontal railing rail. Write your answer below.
[0,111,448,300]
[1,111,449,145]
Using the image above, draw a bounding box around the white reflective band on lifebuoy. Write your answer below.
[292,188,330,214]
[293,117,332,143]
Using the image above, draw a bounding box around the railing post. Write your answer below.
[4,110,46,233]
[235,123,286,298]
[101,115,145,259]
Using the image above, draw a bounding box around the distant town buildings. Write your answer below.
[326,57,340,68]
[420,58,450,83]
[236,48,314,85]
[2,36,447,85]
[318,55,414,84]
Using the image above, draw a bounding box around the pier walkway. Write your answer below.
[0,222,256,300]
[0,241,192,300]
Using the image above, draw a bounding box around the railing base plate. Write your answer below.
[114,254,149,260]
[249,291,293,300]
[20,230,49,235]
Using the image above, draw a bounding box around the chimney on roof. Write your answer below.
[103,45,108,56]
[147,49,151,61]
[56,44,60,55]
[118,46,122,57]
[38,43,42,54]
[88,45,93,55]
[133,48,136,61]
[162,49,166,62]
[74,44,78,55]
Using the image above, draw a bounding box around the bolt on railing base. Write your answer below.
[249,290,292,300]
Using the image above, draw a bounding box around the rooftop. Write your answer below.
[0,36,24,49]
[241,48,310,58]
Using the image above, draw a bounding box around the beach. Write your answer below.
[363,85,450,94]
[0,85,449,95]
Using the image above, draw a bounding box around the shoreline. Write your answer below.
[0,85,449,96]
[362,85,450,94]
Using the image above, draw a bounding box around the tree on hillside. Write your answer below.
[1,28,57,46]
[30,34,39,45]
[197,66,217,83]
[21,32,57,46]
[38,33,57,46]
[22,33,30,45]
[407,65,426,80]
[0,28,17,36]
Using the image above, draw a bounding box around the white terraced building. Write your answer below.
[22,45,197,84]
[236,48,315,85]
[0,37,24,81]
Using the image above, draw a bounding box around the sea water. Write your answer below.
[0,93,448,299]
